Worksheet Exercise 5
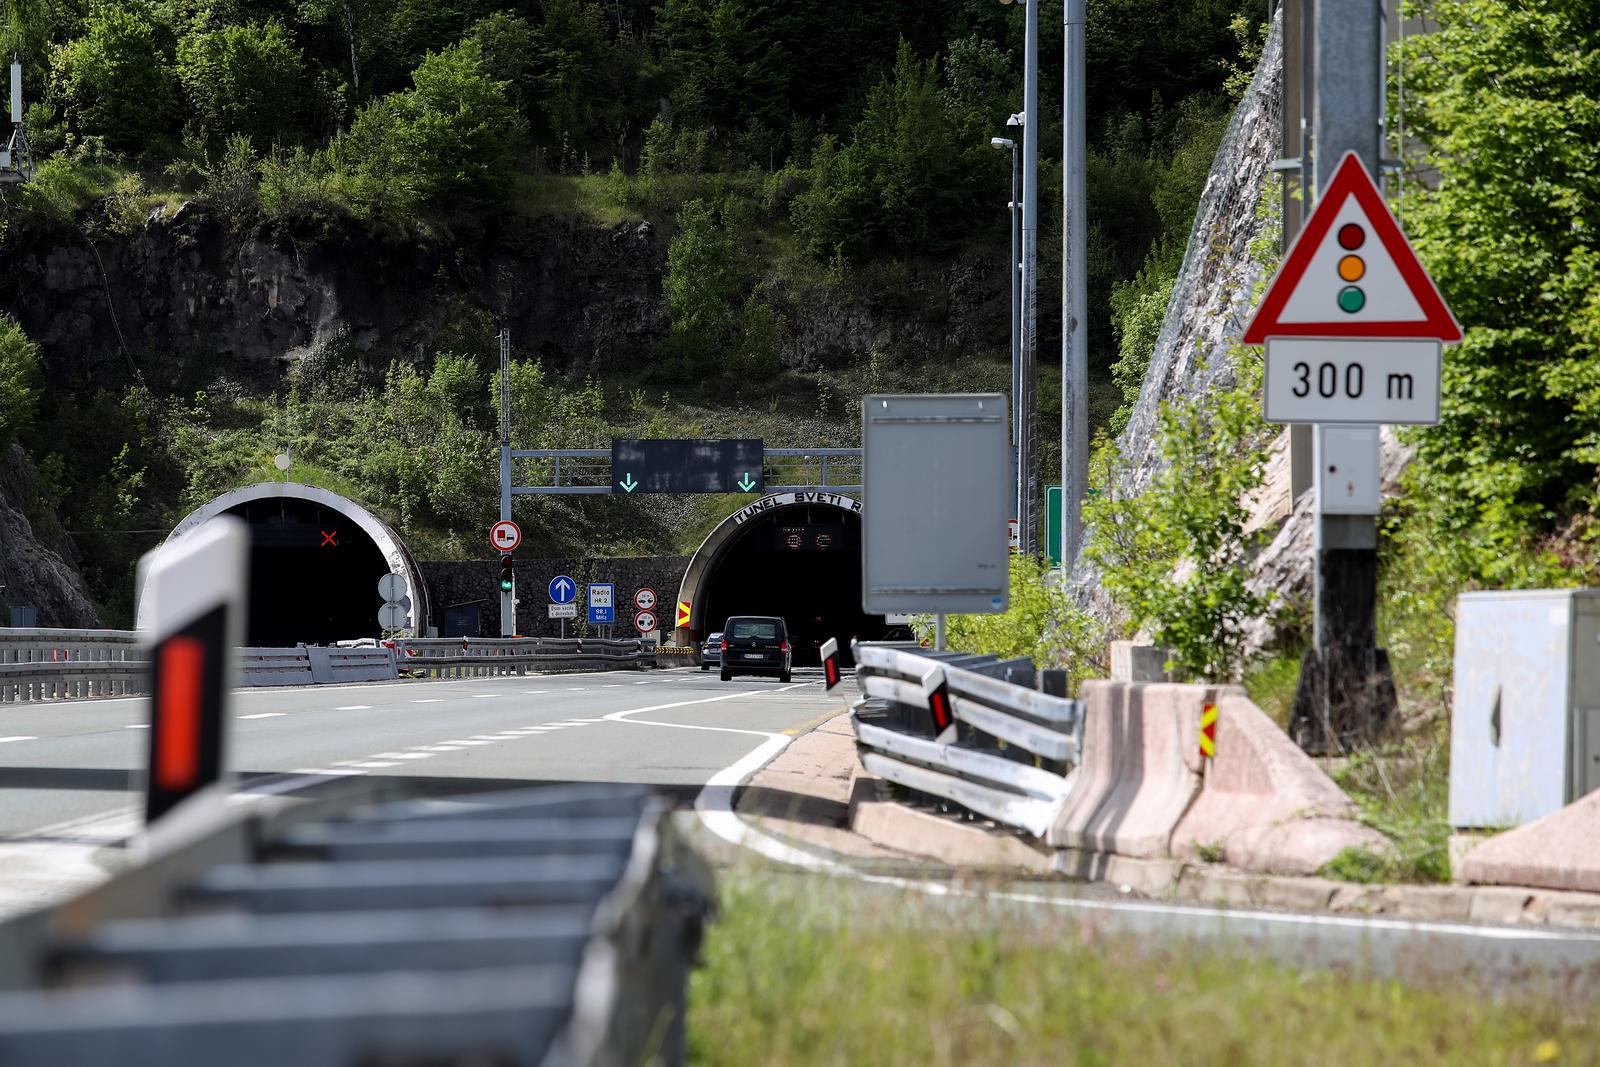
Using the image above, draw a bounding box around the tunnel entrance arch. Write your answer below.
[141,483,429,646]
[676,491,892,666]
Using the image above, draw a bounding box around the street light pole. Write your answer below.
[1019,0,1040,556]
[1061,0,1088,567]
[991,130,1022,529]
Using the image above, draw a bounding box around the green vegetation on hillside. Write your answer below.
[0,0,1265,623]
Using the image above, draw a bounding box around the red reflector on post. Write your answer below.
[928,687,952,730]
[155,636,204,791]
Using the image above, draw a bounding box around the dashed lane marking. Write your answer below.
[125,724,149,730]
[334,705,372,711]
[0,736,36,744]
[335,760,400,769]
[239,713,285,720]
[412,699,444,704]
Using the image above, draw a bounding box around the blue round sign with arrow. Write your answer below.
[548,575,577,604]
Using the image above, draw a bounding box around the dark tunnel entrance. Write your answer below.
[221,495,392,647]
[692,498,893,667]
[153,484,426,648]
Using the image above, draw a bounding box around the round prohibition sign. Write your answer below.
[634,587,658,611]
[490,519,522,552]
[634,609,658,633]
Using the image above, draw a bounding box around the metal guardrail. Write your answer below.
[394,636,651,677]
[850,641,1084,838]
[0,781,712,1066]
[0,627,145,702]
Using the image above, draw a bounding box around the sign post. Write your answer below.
[138,517,248,825]
[1243,145,1460,750]
[588,583,615,632]
[548,574,576,637]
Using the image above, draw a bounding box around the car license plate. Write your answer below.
[744,653,765,660]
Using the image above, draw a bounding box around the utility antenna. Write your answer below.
[1,57,33,184]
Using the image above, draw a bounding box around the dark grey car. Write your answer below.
[719,616,792,683]
[700,631,723,670]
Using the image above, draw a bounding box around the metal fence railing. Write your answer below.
[0,781,712,1066]
[850,641,1084,838]
[393,636,651,677]
[0,627,146,702]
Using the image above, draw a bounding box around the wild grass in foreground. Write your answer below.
[689,867,1598,1067]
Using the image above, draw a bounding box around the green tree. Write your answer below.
[0,315,43,449]
[1399,0,1600,568]
[656,0,785,143]
[338,40,525,214]
[177,17,307,148]
[50,3,177,153]
[792,40,985,259]
[663,198,742,362]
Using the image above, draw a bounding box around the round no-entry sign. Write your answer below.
[633,609,658,634]
[490,520,521,552]
[634,587,657,611]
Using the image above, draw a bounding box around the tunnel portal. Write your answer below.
[678,493,894,666]
[149,483,427,647]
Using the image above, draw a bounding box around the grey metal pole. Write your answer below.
[1294,0,1391,750]
[499,328,515,638]
[1020,0,1040,556]
[1062,0,1088,567]
[935,613,947,652]
[1009,142,1022,525]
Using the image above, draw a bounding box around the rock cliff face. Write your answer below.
[0,205,1005,390]
[0,447,101,628]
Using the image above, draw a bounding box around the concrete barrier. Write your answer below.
[307,646,398,684]
[1458,789,1600,894]
[1048,681,1209,856]
[238,647,315,687]
[1170,691,1390,875]
[1046,681,1387,875]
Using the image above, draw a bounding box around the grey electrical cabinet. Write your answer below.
[1448,589,1600,829]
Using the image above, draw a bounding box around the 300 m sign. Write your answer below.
[1262,338,1440,425]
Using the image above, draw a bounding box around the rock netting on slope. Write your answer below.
[0,446,101,628]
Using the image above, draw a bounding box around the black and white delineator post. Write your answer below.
[820,637,842,691]
[137,517,248,824]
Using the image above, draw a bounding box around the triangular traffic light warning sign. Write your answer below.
[1242,152,1460,344]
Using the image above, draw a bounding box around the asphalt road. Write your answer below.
[0,665,847,912]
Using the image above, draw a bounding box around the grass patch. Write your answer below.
[1241,650,1302,728]
[690,866,1597,1066]
[510,173,642,227]
[1325,733,1452,883]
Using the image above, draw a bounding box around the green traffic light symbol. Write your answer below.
[619,473,638,492]
[737,473,756,492]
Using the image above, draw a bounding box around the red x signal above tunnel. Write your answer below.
[320,530,337,547]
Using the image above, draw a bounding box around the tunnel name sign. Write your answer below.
[1242,152,1460,425]
[611,438,764,494]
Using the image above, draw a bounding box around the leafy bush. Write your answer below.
[935,555,1107,690]
[1084,357,1275,680]
[177,18,306,149]
[50,3,177,154]
[258,147,339,222]
[337,40,524,216]
[1398,0,1600,566]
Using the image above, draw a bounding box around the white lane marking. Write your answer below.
[334,705,372,711]
[601,684,624,689]
[412,699,444,704]
[287,768,368,778]
[0,736,37,743]
[633,681,652,685]
[337,760,400,769]
[446,739,494,746]
[566,687,585,692]
[568,718,607,723]
[525,690,549,695]
[239,713,285,720]
[472,694,497,699]
[125,724,150,730]
[372,752,433,760]
[469,735,506,741]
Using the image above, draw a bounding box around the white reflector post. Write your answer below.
[821,637,841,691]
[137,517,248,824]
[10,62,20,125]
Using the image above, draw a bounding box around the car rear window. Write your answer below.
[729,620,780,640]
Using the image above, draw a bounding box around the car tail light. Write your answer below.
[780,640,789,653]
[720,639,728,652]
